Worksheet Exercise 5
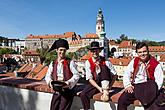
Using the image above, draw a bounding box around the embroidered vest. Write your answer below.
[88,57,106,80]
[52,58,73,81]
[132,56,159,82]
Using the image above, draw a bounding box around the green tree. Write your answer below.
[66,52,78,60]
[36,44,49,64]
[142,40,160,46]
[44,51,57,65]
[0,48,17,56]
[116,34,129,44]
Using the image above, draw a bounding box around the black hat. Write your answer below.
[87,41,104,50]
[48,39,69,52]
[51,81,69,92]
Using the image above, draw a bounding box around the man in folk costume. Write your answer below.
[117,42,164,110]
[80,41,117,110]
[45,39,82,110]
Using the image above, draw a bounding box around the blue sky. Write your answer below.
[0,0,165,41]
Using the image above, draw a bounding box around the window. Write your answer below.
[34,42,37,46]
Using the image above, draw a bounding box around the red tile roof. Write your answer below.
[64,32,75,37]
[17,63,47,80]
[84,33,99,39]
[149,46,165,52]
[69,40,83,45]
[109,57,131,66]
[23,50,39,56]
[26,63,45,79]
[17,63,33,73]
[0,72,15,77]
[26,32,76,39]
[33,66,48,80]
[118,40,133,48]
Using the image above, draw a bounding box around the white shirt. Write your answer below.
[85,57,117,89]
[123,58,164,90]
[45,60,80,89]
[85,57,117,80]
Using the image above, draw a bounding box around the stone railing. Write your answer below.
[0,73,143,110]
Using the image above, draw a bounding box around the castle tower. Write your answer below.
[96,9,109,59]
[96,9,105,38]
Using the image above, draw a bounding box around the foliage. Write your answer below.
[36,44,49,64]
[142,40,161,46]
[158,41,165,46]
[42,45,89,65]
[116,34,129,44]
[0,48,18,55]
[44,51,78,65]
[44,51,57,65]
[75,46,89,59]
[66,52,78,60]
[116,34,163,46]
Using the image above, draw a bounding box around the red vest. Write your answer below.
[133,56,159,80]
[88,57,106,80]
[52,58,73,81]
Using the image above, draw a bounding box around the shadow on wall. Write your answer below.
[70,96,95,110]
[26,90,38,110]
[0,86,38,110]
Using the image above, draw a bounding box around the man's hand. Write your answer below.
[49,80,53,88]
[98,87,103,93]
[65,81,70,86]
[89,79,103,93]
[125,85,134,93]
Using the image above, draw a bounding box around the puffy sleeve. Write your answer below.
[105,60,117,75]
[85,60,93,80]
[65,60,80,89]
[123,59,134,89]
[45,61,54,87]
[154,64,164,90]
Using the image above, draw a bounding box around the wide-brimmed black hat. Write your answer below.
[87,41,104,50]
[51,81,69,92]
[48,39,69,52]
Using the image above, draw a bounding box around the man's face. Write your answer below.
[137,46,149,62]
[56,47,67,59]
[91,48,100,59]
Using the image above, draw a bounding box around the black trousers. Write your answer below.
[80,65,112,110]
[118,80,165,110]
[50,85,84,110]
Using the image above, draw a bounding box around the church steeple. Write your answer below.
[96,8,105,37]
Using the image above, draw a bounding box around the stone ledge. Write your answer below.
[93,88,141,106]
[0,74,53,93]
[0,74,142,107]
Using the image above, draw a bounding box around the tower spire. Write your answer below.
[96,8,105,37]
